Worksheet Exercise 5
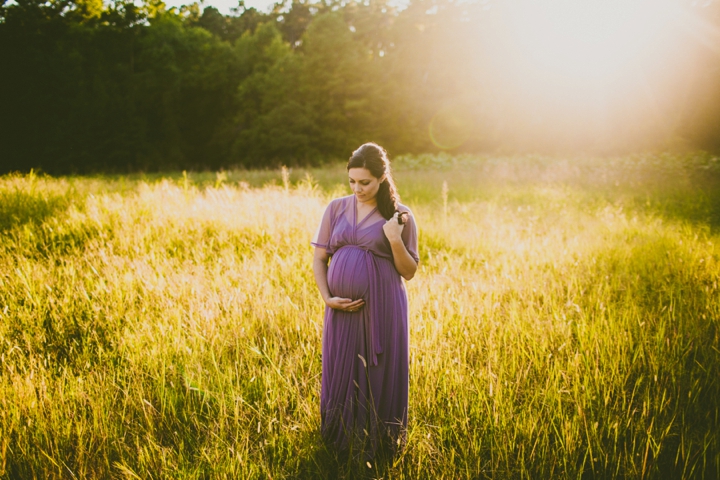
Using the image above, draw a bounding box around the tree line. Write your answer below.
[2,0,720,174]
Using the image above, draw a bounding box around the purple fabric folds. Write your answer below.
[312,195,419,452]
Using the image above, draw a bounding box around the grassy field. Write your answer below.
[1,153,719,479]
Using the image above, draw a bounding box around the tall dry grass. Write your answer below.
[1,155,719,478]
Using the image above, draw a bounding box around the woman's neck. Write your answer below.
[356,195,377,208]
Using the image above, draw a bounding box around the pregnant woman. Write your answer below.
[311,143,419,456]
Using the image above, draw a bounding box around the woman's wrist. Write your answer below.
[387,235,404,246]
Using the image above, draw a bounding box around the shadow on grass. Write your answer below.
[291,432,401,479]
[572,233,720,479]
[0,176,75,233]
[634,175,720,232]
[695,175,720,230]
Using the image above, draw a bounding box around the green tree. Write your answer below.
[133,13,239,169]
[228,22,315,165]
[299,12,388,156]
[194,4,269,44]
[275,0,316,46]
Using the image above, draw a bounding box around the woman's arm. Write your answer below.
[313,247,365,311]
[383,213,418,281]
[312,247,333,303]
[388,239,418,280]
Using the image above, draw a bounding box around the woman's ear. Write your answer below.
[379,174,387,183]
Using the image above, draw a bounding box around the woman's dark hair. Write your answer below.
[347,142,400,220]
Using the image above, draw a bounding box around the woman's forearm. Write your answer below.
[389,238,418,280]
[313,256,332,303]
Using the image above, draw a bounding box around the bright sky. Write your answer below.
[164,0,277,15]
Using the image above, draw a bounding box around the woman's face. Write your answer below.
[348,167,383,204]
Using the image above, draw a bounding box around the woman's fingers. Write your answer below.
[334,298,365,312]
[346,300,365,312]
[328,297,347,309]
[330,297,365,311]
[334,298,352,308]
[382,213,404,241]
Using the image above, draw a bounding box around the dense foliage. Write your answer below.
[3,0,720,173]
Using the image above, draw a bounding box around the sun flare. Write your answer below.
[505,0,679,83]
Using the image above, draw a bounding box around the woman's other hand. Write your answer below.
[382,212,405,243]
[326,297,365,312]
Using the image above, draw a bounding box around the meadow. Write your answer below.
[1,153,719,479]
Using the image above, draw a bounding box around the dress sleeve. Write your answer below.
[401,208,420,264]
[311,200,336,250]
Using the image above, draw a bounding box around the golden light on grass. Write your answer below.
[0,157,718,477]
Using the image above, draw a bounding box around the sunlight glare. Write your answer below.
[506,0,679,83]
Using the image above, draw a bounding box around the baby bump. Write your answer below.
[327,246,370,300]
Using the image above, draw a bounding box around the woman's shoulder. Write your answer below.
[397,203,417,226]
[397,202,414,215]
[328,195,353,208]
[338,194,355,202]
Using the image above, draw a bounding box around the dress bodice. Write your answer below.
[311,195,419,264]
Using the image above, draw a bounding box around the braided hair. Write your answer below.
[347,143,400,220]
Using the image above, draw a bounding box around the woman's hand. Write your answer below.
[314,247,365,313]
[326,297,365,312]
[383,211,418,280]
[382,212,405,243]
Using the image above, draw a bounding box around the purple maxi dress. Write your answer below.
[312,195,419,453]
